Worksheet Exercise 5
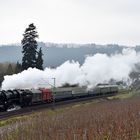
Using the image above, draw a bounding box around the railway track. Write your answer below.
[0,93,115,120]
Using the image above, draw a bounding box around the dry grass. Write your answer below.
[1,97,140,140]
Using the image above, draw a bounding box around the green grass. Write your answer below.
[108,89,140,100]
[0,113,37,127]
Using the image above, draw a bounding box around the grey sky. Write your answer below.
[0,0,140,45]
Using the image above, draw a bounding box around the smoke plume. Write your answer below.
[2,49,140,90]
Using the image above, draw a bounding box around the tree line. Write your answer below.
[0,62,22,85]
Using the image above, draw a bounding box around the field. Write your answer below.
[0,91,140,140]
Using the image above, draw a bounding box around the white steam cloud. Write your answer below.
[2,49,140,90]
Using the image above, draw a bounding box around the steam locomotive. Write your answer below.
[0,84,118,111]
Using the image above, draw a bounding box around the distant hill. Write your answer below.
[0,42,140,68]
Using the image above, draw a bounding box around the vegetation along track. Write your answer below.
[0,93,115,120]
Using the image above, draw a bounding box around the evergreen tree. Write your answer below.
[36,47,43,70]
[6,64,13,75]
[21,23,38,70]
[15,61,22,73]
[0,72,4,86]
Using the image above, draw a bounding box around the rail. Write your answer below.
[0,93,116,120]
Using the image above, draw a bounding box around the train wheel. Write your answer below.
[48,99,53,103]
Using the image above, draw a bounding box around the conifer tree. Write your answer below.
[15,61,22,73]
[21,23,38,70]
[6,64,13,75]
[36,47,43,70]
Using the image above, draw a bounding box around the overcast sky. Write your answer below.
[0,0,140,46]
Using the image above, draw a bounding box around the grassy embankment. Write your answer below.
[0,89,140,140]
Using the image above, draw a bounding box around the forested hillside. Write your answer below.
[0,43,139,68]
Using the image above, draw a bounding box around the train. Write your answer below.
[0,84,118,111]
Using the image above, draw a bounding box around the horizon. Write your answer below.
[0,41,139,48]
